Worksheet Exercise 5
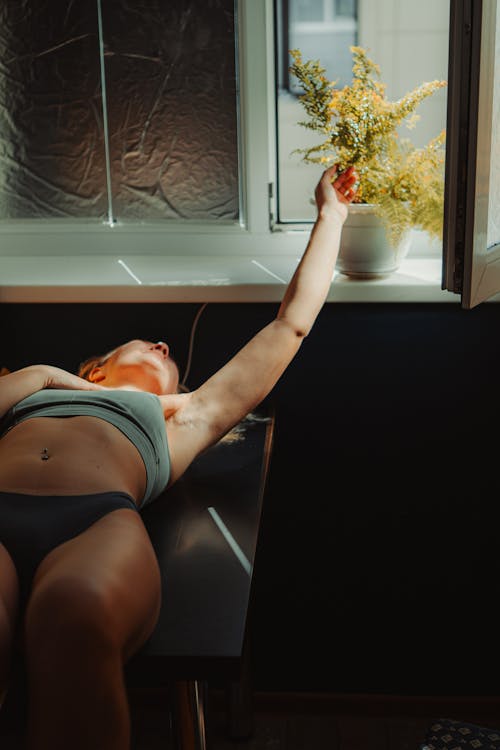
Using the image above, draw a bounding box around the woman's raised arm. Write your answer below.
[166,166,357,475]
[276,165,357,335]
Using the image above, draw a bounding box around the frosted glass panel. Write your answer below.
[0,0,239,222]
[101,0,238,222]
[487,2,500,249]
[0,2,105,219]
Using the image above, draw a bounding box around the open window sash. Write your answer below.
[443,0,500,309]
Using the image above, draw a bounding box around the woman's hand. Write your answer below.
[315,164,358,224]
[34,365,107,391]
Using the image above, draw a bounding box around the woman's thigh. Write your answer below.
[0,544,19,688]
[24,509,161,663]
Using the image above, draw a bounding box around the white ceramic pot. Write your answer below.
[338,203,411,278]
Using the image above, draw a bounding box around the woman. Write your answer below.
[0,164,357,750]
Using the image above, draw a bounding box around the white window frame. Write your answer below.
[443,0,500,308]
[459,0,500,307]
[0,0,311,260]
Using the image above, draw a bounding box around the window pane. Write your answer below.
[102,0,239,222]
[0,1,105,220]
[335,0,356,17]
[278,0,358,221]
[276,0,448,225]
[291,0,325,23]
[288,0,357,91]
[0,0,239,223]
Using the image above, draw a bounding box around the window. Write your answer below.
[284,0,358,93]
[0,0,239,223]
[275,0,358,222]
[0,0,319,259]
[0,0,306,259]
[274,0,450,230]
[443,0,500,308]
[2,0,499,309]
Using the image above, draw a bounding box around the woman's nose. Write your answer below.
[153,341,169,357]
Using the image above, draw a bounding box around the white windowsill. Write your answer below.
[1,253,492,303]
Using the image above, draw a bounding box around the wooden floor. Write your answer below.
[133,712,434,750]
[130,696,433,750]
[3,688,500,749]
[129,689,500,750]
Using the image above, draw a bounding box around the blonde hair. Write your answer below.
[77,350,114,381]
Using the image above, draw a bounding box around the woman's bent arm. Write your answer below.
[0,364,105,420]
[0,366,47,419]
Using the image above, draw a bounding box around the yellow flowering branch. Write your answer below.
[289,46,447,246]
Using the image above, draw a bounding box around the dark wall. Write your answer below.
[2,301,499,695]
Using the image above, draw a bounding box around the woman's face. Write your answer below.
[90,339,180,394]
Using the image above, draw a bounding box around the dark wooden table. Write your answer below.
[125,409,275,750]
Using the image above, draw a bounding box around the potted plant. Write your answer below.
[289,46,447,277]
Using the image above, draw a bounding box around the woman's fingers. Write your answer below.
[316,164,358,213]
[332,167,358,203]
[334,166,356,190]
[342,187,356,202]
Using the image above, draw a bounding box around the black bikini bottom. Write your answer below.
[0,490,139,610]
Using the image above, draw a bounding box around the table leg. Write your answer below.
[173,680,207,750]
[226,638,254,740]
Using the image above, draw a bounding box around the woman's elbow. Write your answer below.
[274,316,310,340]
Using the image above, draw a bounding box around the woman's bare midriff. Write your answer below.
[0,416,147,506]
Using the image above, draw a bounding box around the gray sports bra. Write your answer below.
[0,389,171,508]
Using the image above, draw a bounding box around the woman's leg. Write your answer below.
[0,544,19,704]
[22,507,161,750]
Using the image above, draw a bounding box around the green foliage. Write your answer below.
[289,47,447,246]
